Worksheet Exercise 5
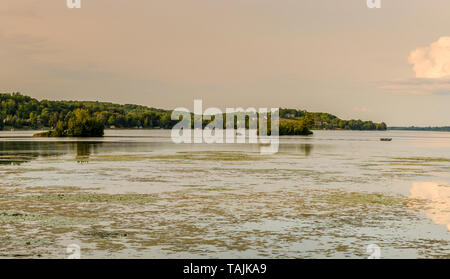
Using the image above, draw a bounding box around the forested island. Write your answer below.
[33,109,104,137]
[0,93,387,137]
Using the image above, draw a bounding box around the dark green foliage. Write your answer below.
[279,108,387,131]
[1,93,387,135]
[0,92,172,130]
[53,121,66,137]
[279,119,313,135]
[34,109,104,137]
[67,109,104,137]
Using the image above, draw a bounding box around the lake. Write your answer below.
[0,130,449,258]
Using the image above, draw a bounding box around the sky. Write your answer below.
[1,0,450,126]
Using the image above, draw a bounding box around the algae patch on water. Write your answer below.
[379,157,450,167]
[149,151,269,162]
[324,192,403,206]
[0,211,100,227]
[22,193,158,205]
[391,157,450,163]
[88,154,154,162]
[83,231,129,238]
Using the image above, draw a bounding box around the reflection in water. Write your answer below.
[410,182,450,231]
[76,142,92,164]
[0,141,101,165]
[0,141,56,165]
[303,144,313,156]
[0,154,36,165]
[278,143,314,156]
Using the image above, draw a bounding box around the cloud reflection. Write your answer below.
[409,182,450,231]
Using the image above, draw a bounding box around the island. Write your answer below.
[33,109,104,137]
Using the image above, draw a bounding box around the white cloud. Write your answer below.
[409,182,450,231]
[380,37,450,95]
[408,36,450,79]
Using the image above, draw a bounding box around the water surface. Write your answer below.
[0,130,449,258]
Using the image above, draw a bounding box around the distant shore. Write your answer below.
[388,126,450,132]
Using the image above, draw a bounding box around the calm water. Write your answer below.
[0,130,449,258]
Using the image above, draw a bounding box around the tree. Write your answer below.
[53,121,67,137]
[67,109,104,137]
[160,113,172,128]
[279,119,313,135]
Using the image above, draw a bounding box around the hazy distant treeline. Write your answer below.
[389,126,450,132]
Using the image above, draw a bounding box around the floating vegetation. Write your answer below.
[22,193,158,205]
[0,185,447,258]
[323,192,403,206]
[149,151,268,162]
[0,211,100,227]
[391,157,450,163]
[83,231,129,238]
[378,157,450,167]
[88,154,154,162]
[127,176,168,183]
[182,186,231,192]
[77,151,268,163]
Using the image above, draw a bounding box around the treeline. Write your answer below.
[0,93,175,130]
[389,126,450,132]
[0,93,386,133]
[279,109,387,131]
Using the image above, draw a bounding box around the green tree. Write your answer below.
[53,121,67,137]
[67,109,104,137]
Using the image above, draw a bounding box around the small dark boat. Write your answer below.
[380,138,392,141]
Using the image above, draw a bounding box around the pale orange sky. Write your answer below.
[1,0,450,126]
